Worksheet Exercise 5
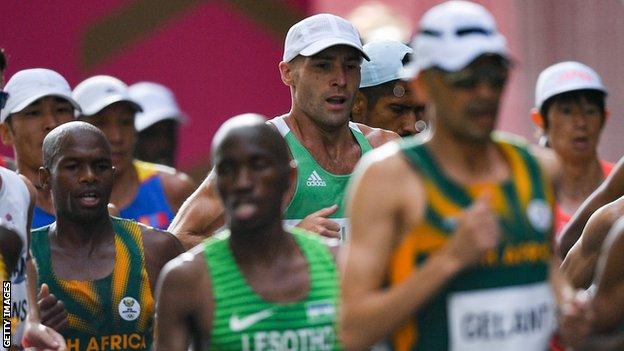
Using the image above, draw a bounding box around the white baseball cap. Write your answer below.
[72,75,142,117]
[535,61,607,110]
[401,0,508,79]
[360,40,412,88]
[129,82,188,132]
[1,68,81,123]
[283,13,369,62]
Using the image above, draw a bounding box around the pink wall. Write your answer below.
[1,0,308,177]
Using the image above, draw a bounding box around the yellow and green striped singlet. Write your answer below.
[390,135,556,351]
[31,217,153,351]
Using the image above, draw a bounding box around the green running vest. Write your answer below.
[389,134,555,351]
[31,217,153,351]
[271,116,373,241]
[205,227,342,350]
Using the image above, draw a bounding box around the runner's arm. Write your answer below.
[168,170,225,249]
[588,217,624,334]
[559,157,624,258]
[153,251,213,351]
[561,199,624,288]
[160,168,198,212]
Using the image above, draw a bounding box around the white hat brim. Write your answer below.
[299,37,370,61]
[4,90,81,122]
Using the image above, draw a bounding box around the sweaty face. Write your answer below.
[1,96,74,172]
[135,120,178,166]
[423,55,509,143]
[546,97,604,161]
[48,134,114,223]
[291,45,362,130]
[81,102,136,174]
[367,81,425,137]
[214,129,289,232]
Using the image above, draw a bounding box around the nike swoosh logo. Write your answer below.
[229,309,274,332]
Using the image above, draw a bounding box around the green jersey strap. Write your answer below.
[270,116,373,241]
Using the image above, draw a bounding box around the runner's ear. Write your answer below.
[530,108,545,129]
[351,92,367,123]
[279,61,295,86]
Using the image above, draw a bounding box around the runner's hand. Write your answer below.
[443,193,501,269]
[38,284,68,332]
[297,204,341,239]
[558,289,591,348]
[22,320,67,351]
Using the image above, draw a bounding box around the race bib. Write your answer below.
[447,282,555,351]
[283,217,349,242]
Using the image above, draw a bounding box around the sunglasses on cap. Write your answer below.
[0,91,7,110]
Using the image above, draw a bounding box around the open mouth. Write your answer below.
[326,96,347,110]
[571,136,590,150]
[233,201,258,221]
[77,190,101,207]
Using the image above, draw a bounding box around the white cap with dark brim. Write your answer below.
[400,0,508,80]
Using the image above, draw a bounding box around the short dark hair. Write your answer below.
[359,80,398,111]
[539,89,606,130]
[42,121,109,169]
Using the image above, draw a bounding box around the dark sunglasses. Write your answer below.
[443,68,508,90]
[0,91,7,110]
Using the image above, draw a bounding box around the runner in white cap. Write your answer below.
[168,13,397,249]
[0,69,81,229]
[351,39,426,137]
[531,62,612,242]
[72,75,196,230]
[340,1,564,349]
[523,62,618,292]
[129,82,187,167]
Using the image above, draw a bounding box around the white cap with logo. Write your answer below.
[534,61,607,110]
[283,13,369,62]
[401,0,508,79]
[1,68,81,123]
[129,82,187,132]
[72,75,142,117]
[360,40,412,88]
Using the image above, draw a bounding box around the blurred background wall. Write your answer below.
[2,0,623,181]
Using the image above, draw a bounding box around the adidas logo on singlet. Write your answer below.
[306,171,326,187]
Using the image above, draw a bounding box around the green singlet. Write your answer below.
[205,227,342,350]
[388,133,556,351]
[270,116,373,241]
[31,217,153,351]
